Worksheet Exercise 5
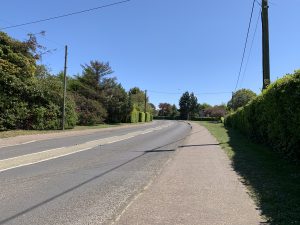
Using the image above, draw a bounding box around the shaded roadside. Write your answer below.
[114,122,263,225]
[201,121,300,225]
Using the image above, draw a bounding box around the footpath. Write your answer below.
[113,122,264,225]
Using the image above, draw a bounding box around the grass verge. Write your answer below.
[200,121,300,225]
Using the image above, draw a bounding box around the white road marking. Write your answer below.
[0,123,172,172]
[0,147,93,173]
[0,140,37,149]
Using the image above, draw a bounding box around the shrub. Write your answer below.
[139,112,145,122]
[74,93,107,126]
[130,108,139,123]
[145,112,151,122]
[225,70,300,161]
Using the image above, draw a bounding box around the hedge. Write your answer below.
[130,108,139,123]
[145,112,151,122]
[139,112,145,122]
[225,70,300,161]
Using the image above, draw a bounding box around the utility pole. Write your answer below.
[144,90,147,113]
[62,45,68,130]
[262,0,270,90]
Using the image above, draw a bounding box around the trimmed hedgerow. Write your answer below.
[139,112,145,123]
[145,112,151,122]
[130,108,139,123]
[225,70,300,161]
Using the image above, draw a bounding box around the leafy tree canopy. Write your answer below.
[227,89,257,111]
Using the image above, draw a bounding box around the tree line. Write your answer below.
[0,32,154,131]
[156,89,257,120]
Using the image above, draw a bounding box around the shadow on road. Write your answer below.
[179,143,220,148]
[0,129,192,224]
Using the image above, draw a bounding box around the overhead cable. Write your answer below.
[0,0,130,30]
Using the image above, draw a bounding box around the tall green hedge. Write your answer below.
[130,108,139,123]
[139,112,145,122]
[225,70,300,160]
[145,112,151,122]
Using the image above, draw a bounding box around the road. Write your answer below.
[0,120,191,225]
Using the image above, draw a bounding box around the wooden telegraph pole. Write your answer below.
[262,0,270,89]
[144,90,147,113]
[62,45,68,130]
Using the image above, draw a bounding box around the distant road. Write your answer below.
[0,120,191,225]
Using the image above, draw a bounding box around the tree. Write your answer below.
[68,60,113,125]
[80,60,113,88]
[101,78,128,123]
[204,105,228,118]
[129,87,146,111]
[190,93,198,118]
[158,103,173,117]
[179,92,198,120]
[0,32,76,130]
[170,104,179,118]
[148,103,157,116]
[179,92,191,120]
[227,89,257,111]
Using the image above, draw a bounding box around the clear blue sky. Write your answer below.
[1,0,299,107]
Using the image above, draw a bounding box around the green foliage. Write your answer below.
[69,60,112,125]
[1,32,155,130]
[0,33,77,130]
[73,93,106,125]
[130,108,139,123]
[148,103,156,116]
[201,121,300,225]
[158,103,172,117]
[179,91,198,120]
[225,70,300,160]
[145,112,151,122]
[203,105,228,118]
[129,87,146,112]
[101,78,128,123]
[139,112,145,122]
[227,88,257,111]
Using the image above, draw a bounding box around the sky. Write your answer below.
[1,0,299,107]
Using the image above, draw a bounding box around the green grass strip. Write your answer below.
[200,121,300,225]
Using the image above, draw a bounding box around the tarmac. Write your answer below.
[113,122,264,225]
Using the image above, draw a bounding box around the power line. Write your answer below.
[0,0,130,30]
[148,90,232,95]
[239,10,261,88]
[0,18,64,47]
[234,0,256,91]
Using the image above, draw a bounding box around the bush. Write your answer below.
[139,112,145,122]
[225,70,300,161]
[130,108,139,123]
[74,94,107,126]
[145,112,151,122]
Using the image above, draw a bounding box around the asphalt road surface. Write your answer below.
[0,120,191,225]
